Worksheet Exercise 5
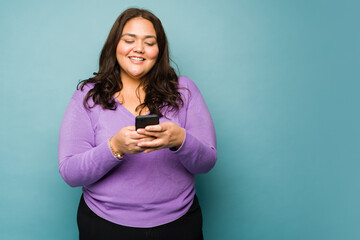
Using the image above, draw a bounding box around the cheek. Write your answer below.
[116,43,131,57]
[147,47,159,60]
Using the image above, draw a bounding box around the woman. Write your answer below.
[58,8,216,240]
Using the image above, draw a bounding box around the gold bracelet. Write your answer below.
[108,137,124,160]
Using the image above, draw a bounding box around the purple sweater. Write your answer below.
[58,76,217,227]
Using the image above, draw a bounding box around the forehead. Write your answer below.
[122,17,156,36]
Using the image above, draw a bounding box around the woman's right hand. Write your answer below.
[110,126,153,155]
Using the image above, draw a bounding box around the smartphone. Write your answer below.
[135,115,159,130]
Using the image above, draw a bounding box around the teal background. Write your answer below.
[1,0,359,239]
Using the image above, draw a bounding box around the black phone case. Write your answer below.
[135,115,159,130]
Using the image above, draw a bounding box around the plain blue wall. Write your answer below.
[1,0,359,239]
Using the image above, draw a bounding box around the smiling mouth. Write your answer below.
[129,57,145,62]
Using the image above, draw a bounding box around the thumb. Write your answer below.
[127,125,136,131]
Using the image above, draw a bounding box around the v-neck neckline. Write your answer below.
[114,96,150,118]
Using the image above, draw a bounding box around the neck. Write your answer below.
[117,72,146,104]
[120,72,143,89]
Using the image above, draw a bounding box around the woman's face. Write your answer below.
[116,17,159,81]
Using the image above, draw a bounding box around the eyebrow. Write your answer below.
[121,33,157,40]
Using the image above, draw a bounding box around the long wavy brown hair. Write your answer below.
[78,8,183,117]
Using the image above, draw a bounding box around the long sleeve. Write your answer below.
[172,77,217,174]
[58,88,121,187]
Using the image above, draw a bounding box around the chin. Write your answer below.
[131,72,145,79]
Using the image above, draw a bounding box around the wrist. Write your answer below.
[170,128,185,151]
[108,137,125,160]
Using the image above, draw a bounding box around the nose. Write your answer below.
[133,41,144,53]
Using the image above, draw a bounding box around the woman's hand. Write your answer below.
[111,126,154,155]
[136,122,185,153]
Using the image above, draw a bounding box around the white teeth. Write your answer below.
[130,57,145,61]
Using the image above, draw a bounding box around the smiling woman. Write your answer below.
[58,8,217,240]
[76,8,182,118]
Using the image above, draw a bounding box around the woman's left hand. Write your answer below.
[136,122,185,153]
